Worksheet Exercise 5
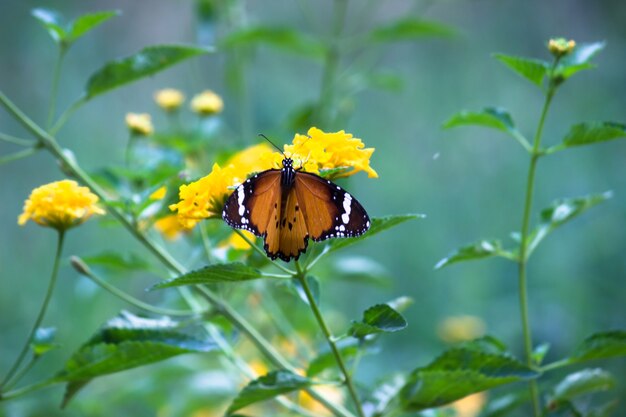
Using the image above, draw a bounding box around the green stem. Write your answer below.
[294,261,365,417]
[70,256,199,317]
[125,134,136,169]
[0,379,55,401]
[50,97,86,136]
[0,91,353,417]
[1,231,65,390]
[47,48,66,131]
[0,132,35,146]
[0,147,40,166]
[3,356,39,392]
[517,59,559,417]
[540,358,571,373]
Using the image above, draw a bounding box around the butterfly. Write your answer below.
[222,155,370,262]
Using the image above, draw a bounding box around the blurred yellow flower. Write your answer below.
[548,38,576,57]
[219,230,255,250]
[18,180,104,231]
[248,360,269,377]
[191,90,224,115]
[154,88,185,111]
[450,393,487,417]
[125,113,154,136]
[149,186,167,200]
[154,214,190,240]
[299,385,344,416]
[437,315,486,343]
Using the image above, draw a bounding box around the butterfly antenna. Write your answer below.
[258,133,285,156]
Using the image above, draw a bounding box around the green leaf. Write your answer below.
[493,54,549,87]
[551,368,615,403]
[66,10,119,44]
[85,45,212,99]
[332,256,392,288]
[392,348,539,412]
[569,331,626,363]
[307,340,359,377]
[435,239,515,269]
[460,335,508,355]
[559,122,626,149]
[371,18,456,42]
[31,327,59,356]
[227,371,312,413]
[556,42,605,79]
[527,192,612,255]
[326,214,424,254]
[32,8,67,44]
[532,343,551,366]
[82,251,154,273]
[152,263,263,290]
[55,311,216,406]
[349,304,407,339]
[219,26,326,58]
[482,392,529,417]
[443,107,528,148]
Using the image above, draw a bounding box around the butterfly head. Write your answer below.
[282,157,294,169]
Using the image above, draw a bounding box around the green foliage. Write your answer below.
[291,275,320,306]
[85,45,212,99]
[81,251,154,274]
[31,327,59,357]
[32,8,119,48]
[435,239,515,269]
[307,340,359,377]
[349,304,407,339]
[555,42,606,80]
[493,54,549,87]
[557,122,626,149]
[54,311,216,406]
[371,18,456,41]
[226,371,312,413]
[482,392,529,417]
[569,331,626,363]
[550,368,615,403]
[219,26,326,58]
[152,263,264,289]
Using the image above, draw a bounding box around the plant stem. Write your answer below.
[0,132,35,146]
[3,356,39,392]
[1,231,64,390]
[294,261,365,417]
[517,61,558,417]
[0,147,40,166]
[47,48,66,131]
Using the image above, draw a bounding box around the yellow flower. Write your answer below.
[149,186,167,201]
[450,393,487,417]
[248,360,269,377]
[226,143,276,182]
[299,385,344,416]
[154,88,185,111]
[437,315,486,343]
[266,127,378,179]
[548,38,576,57]
[125,113,154,136]
[154,214,191,240]
[18,180,105,231]
[219,230,255,250]
[190,90,224,115]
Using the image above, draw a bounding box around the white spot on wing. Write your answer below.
[237,185,246,216]
[341,193,352,224]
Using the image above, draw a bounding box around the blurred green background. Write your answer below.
[1,0,625,416]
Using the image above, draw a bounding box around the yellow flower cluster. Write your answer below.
[125,113,154,136]
[548,38,576,57]
[191,90,224,116]
[153,214,190,240]
[437,315,486,343]
[18,180,104,231]
[154,88,185,111]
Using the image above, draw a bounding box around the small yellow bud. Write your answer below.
[154,88,185,111]
[190,90,224,116]
[149,186,167,201]
[548,38,576,57]
[125,113,154,136]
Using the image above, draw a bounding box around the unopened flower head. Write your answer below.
[154,88,185,111]
[548,38,576,57]
[191,90,224,116]
[125,113,154,136]
[18,180,105,231]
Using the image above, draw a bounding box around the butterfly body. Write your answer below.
[222,157,370,262]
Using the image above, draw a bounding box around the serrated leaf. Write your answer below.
[31,327,59,356]
[326,214,424,254]
[569,331,626,363]
[349,304,407,339]
[435,239,515,269]
[32,8,66,44]
[393,349,539,412]
[66,10,119,43]
[291,275,320,306]
[443,107,522,140]
[555,42,605,79]
[55,311,216,406]
[307,340,359,377]
[227,371,312,413]
[371,18,456,42]
[460,335,509,354]
[482,392,529,417]
[85,45,211,99]
[493,54,549,87]
[527,192,612,255]
[551,369,615,402]
[152,263,263,290]
[220,26,326,58]
[561,122,626,148]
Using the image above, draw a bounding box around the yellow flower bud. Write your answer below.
[190,90,224,116]
[125,113,154,136]
[149,186,167,201]
[18,180,105,231]
[154,88,185,111]
[548,38,576,57]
